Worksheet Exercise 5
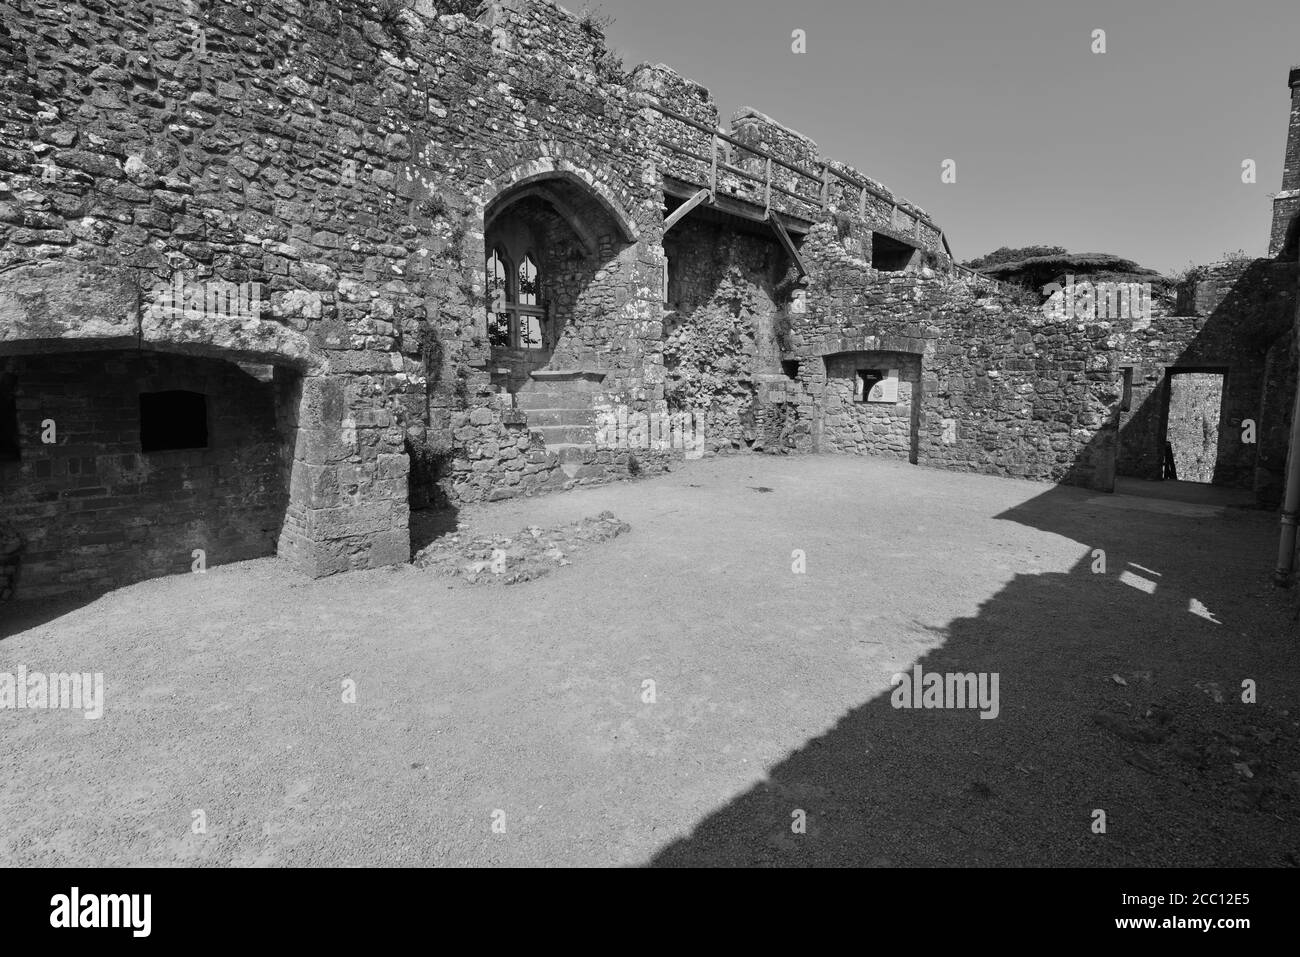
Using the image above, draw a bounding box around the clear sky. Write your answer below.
[587,0,1300,274]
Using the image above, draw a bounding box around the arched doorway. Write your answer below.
[482,173,637,396]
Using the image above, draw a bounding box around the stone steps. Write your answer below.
[511,389,597,449]
[529,424,595,446]
[513,390,594,411]
[520,407,593,426]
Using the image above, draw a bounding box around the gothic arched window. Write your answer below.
[518,254,539,306]
[485,244,547,351]
[487,247,513,348]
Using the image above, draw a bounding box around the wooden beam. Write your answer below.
[662,187,712,234]
[766,210,807,277]
[662,177,813,235]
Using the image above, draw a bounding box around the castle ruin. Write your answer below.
[0,0,1296,600]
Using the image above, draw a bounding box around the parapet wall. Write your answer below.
[628,61,949,261]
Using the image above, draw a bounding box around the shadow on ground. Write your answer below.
[647,482,1300,867]
[409,505,460,555]
[0,590,110,642]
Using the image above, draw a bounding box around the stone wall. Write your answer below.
[0,0,672,594]
[1114,259,1298,500]
[662,218,785,452]
[1,0,1294,601]
[821,351,922,460]
[631,64,949,260]
[779,228,1121,489]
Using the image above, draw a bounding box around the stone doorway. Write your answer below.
[1162,369,1227,484]
[820,350,923,463]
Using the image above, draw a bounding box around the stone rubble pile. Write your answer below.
[414,510,630,584]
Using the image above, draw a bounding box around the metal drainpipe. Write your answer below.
[1276,252,1300,587]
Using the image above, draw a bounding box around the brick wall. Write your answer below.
[0,350,292,598]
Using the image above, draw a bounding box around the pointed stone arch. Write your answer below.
[478,143,642,244]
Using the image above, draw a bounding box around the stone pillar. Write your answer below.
[278,373,410,577]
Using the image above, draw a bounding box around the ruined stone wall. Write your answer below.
[820,351,922,460]
[0,0,674,592]
[1113,260,1297,499]
[10,0,1288,602]
[0,350,290,597]
[629,64,948,263]
[662,218,783,452]
[779,228,1120,488]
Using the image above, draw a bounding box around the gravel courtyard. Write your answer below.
[2,455,1297,867]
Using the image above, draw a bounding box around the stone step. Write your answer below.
[545,442,596,460]
[522,408,593,427]
[513,391,594,411]
[531,424,595,445]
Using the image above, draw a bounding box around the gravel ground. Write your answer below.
[2,455,1297,867]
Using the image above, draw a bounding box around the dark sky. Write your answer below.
[589,0,1300,273]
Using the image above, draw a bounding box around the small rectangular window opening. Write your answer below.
[0,383,18,461]
[140,390,208,452]
[855,369,885,403]
[871,233,914,272]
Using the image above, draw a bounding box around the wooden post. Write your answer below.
[764,157,771,215]
[710,133,718,197]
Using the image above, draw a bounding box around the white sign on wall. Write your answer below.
[867,368,900,403]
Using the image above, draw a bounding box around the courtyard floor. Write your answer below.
[2,455,1298,867]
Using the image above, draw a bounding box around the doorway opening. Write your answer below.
[1163,369,1226,484]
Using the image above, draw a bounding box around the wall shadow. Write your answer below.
[1115,259,1297,502]
[646,483,1293,867]
[0,590,114,642]
[649,260,1297,867]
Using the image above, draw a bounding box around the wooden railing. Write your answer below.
[645,100,1007,291]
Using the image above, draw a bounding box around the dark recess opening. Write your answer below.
[781,359,801,380]
[0,383,18,461]
[140,390,209,452]
[871,233,914,272]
